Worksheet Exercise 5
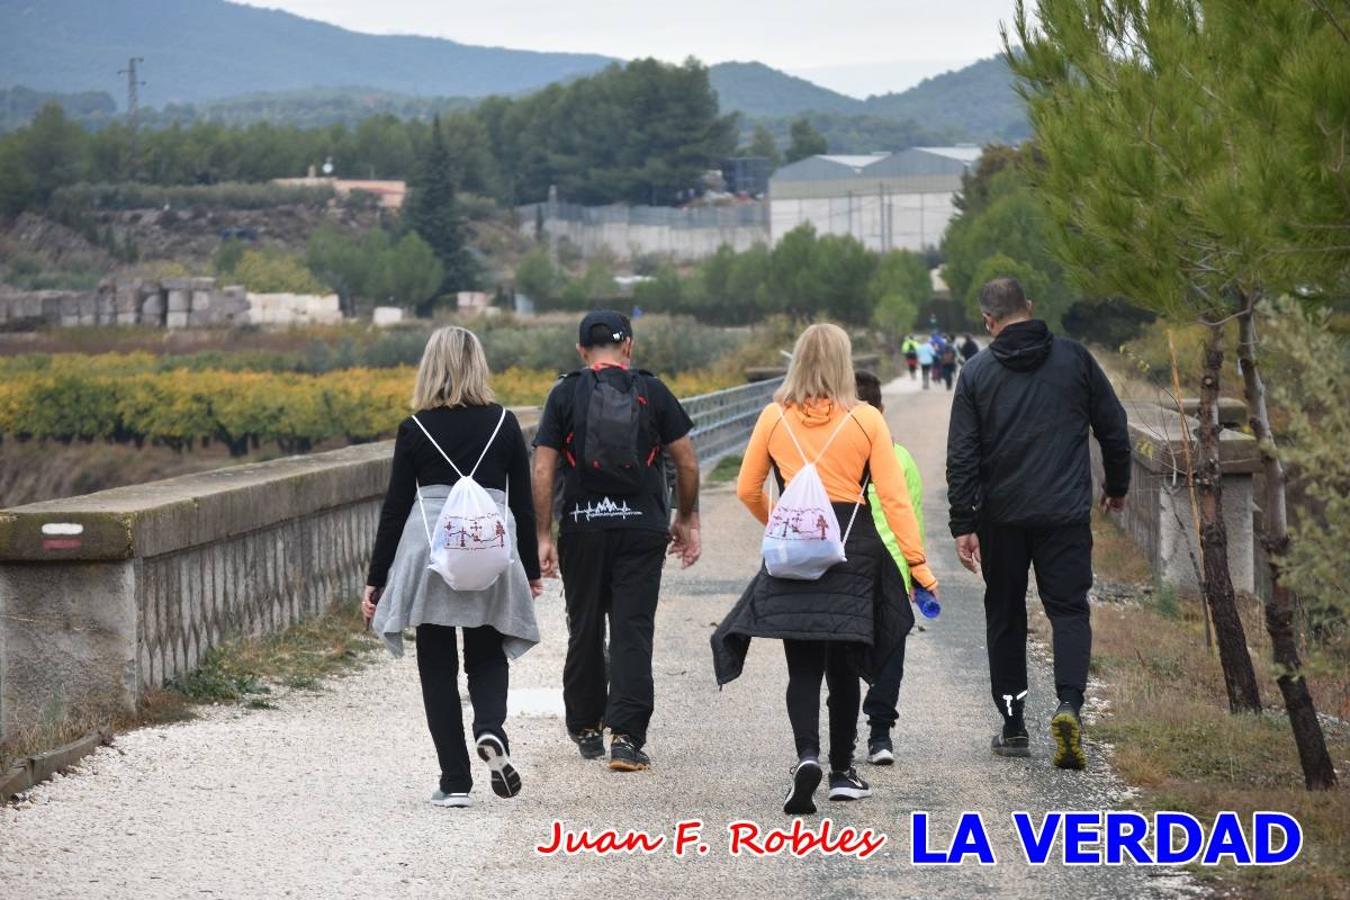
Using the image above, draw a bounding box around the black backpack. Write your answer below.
[564,368,659,496]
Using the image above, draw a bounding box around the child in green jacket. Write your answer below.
[855,371,925,764]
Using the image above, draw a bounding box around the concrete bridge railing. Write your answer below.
[1091,399,1259,593]
[0,377,783,744]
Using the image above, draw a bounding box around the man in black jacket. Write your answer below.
[946,278,1130,770]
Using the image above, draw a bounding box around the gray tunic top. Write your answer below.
[372,484,540,659]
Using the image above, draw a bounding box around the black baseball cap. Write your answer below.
[578,310,632,347]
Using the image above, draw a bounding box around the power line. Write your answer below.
[117,57,145,181]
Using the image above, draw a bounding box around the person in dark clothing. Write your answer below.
[959,334,980,363]
[946,277,1130,771]
[532,310,702,773]
[363,326,542,808]
[938,339,958,390]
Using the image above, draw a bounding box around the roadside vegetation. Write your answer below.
[1083,511,1349,898]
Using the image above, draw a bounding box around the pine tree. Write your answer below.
[1008,0,1345,789]
[785,118,828,163]
[404,115,477,307]
[747,124,782,167]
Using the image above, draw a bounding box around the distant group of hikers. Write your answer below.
[901,331,980,391]
[362,276,1131,813]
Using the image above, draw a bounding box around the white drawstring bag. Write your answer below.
[761,408,868,581]
[411,410,513,592]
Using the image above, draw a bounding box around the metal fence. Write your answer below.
[520,201,769,230]
[683,376,784,463]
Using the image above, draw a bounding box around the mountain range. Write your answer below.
[0,0,1028,143]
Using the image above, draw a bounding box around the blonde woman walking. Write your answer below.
[712,323,937,815]
[364,326,542,809]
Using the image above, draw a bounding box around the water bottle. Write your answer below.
[914,585,941,619]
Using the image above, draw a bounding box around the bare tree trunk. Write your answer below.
[1236,297,1337,789]
[1197,321,1263,713]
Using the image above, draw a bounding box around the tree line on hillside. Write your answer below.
[0,59,738,217]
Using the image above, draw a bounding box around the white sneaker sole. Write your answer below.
[868,748,895,766]
[476,735,522,798]
[429,793,473,808]
[828,785,873,801]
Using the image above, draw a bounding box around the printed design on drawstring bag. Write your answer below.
[411,409,514,592]
[760,406,870,581]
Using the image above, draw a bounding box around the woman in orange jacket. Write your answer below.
[712,323,937,815]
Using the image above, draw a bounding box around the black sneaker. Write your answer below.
[991,729,1031,758]
[608,734,650,772]
[867,736,895,766]
[476,734,522,799]
[783,759,822,815]
[1051,701,1087,770]
[827,767,872,801]
[569,727,605,760]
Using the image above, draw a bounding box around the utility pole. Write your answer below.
[118,57,145,181]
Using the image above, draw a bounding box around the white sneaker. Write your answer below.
[429,790,473,808]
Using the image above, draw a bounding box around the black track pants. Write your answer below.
[783,639,860,772]
[978,522,1093,717]
[559,528,668,747]
[416,623,509,794]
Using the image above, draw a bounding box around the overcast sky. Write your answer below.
[240,0,1021,97]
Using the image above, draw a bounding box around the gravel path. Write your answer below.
[2,374,1197,899]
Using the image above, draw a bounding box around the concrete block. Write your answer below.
[167,290,189,313]
[191,290,214,312]
[140,292,164,325]
[166,311,189,329]
[373,306,404,327]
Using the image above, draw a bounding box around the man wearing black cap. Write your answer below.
[532,311,702,772]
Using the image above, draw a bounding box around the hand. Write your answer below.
[529,579,545,599]
[1100,490,1126,513]
[668,516,701,568]
[361,585,380,625]
[538,537,559,579]
[955,534,981,575]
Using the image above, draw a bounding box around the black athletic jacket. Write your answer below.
[946,320,1131,537]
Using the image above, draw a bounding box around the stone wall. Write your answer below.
[0,444,389,741]
[0,277,250,330]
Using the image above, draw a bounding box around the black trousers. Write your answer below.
[978,522,1093,717]
[559,528,668,747]
[861,631,908,738]
[416,623,508,794]
[783,639,860,771]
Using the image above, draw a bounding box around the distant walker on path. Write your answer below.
[946,277,1130,770]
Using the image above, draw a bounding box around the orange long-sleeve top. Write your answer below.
[736,399,937,591]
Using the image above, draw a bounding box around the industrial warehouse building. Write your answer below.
[768,146,982,252]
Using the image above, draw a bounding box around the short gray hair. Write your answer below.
[978,277,1031,322]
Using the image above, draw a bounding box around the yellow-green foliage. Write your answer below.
[0,357,556,453]
[0,354,739,453]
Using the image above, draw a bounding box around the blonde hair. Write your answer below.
[774,323,857,408]
[411,326,495,411]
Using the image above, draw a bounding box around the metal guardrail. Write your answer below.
[683,376,785,463]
